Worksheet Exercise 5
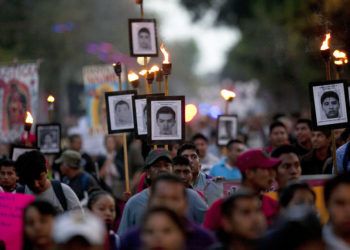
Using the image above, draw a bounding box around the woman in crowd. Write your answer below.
[140,207,186,250]
[23,200,57,250]
[87,190,119,250]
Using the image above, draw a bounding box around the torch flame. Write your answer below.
[185,104,197,123]
[47,95,55,103]
[25,111,33,124]
[220,89,236,101]
[333,50,348,65]
[149,65,160,73]
[139,69,147,76]
[320,33,331,51]
[128,71,139,82]
[160,43,170,64]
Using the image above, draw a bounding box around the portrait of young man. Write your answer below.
[320,91,340,119]
[114,99,132,128]
[155,106,177,137]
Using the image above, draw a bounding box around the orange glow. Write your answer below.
[139,69,147,76]
[128,71,139,82]
[220,89,236,101]
[320,33,331,51]
[150,65,160,73]
[160,43,170,64]
[333,50,348,65]
[185,104,197,122]
[47,95,55,103]
[25,111,33,124]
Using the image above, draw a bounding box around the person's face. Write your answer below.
[327,184,350,238]
[138,31,151,49]
[59,163,69,176]
[276,153,301,188]
[25,206,54,248]
[311,131,330,150]
[295,123,312,144]
[146,159,173,182]
[180,149,200,177]
[246,168,276,191]
[28,172,49,194]
[222,197,267,240]
[115,103,130,123]
[193,138,207,158]
[141,212,185,250]
[105,136,116,152]
[157,113,175,135]
[227,143,247,164]
[269,126,288,147]
[150,181,187,217]
[173,165,193,187]
[70,137,82,151]
[287,189,315,208]
[91,195,116,227]
[0,166,18,191]
[322,97,339,118]
[43,134,53,146]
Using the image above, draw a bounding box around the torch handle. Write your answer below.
[165,76,169,96]
[325,61,332,81]
[116,73,131,194]
[331,131,338,175]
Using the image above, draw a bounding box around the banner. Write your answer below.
[83,65,124,132]
[0,193,35,250]
[0,63,39,142]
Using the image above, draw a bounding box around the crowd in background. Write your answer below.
[2,113,350,249]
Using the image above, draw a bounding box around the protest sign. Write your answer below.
[0,193,35,250]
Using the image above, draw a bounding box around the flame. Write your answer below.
[139,69,147,76]
[128,71,139,82]
[185,104,197,123]
[149,65,160,73]
[47,95,55,103]
[333,50,348,65]
[160,43,170,64]
[220,89,236,101]
[320,33,331,51]
[25,111,33,124]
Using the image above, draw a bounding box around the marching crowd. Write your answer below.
[2,115,350,250]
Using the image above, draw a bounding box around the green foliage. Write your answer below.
[180,0,350,112]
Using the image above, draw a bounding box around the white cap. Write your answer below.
[53,210,106,245]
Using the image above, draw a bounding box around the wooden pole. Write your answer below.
[117,74,131,193]
[323,53,338,174]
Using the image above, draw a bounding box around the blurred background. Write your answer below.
[0,0,349,144]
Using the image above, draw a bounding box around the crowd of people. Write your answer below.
[2,115,350,249]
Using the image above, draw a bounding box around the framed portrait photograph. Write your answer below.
[147,96,185,145]
[309,80,350,129]
[11,145,37,161]
[105,90,137,134]
[217,115,238,146]
[132,94,164,137]
[129,18,158,57]
[35,123,61,154]
[36,124,61,154]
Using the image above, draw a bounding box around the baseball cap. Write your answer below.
[53,210,106,245]
[55,150,81,168]
[236,149,281,173]
[145,149,172,169]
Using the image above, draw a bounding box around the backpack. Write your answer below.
[16,180,68,211]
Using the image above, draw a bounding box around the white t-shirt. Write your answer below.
[24,183,82,213]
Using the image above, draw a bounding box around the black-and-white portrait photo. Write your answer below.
[129,19,158,57]
[11,146,37,161]
[105,90,136,134]
[133,94,164,136]
[36,124,61,154]
[310,81,349,128]
[217,115,238,146]
[148,96,185,144]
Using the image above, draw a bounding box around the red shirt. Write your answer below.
[203,194,279,231]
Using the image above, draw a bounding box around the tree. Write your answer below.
[180,0,350,112]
